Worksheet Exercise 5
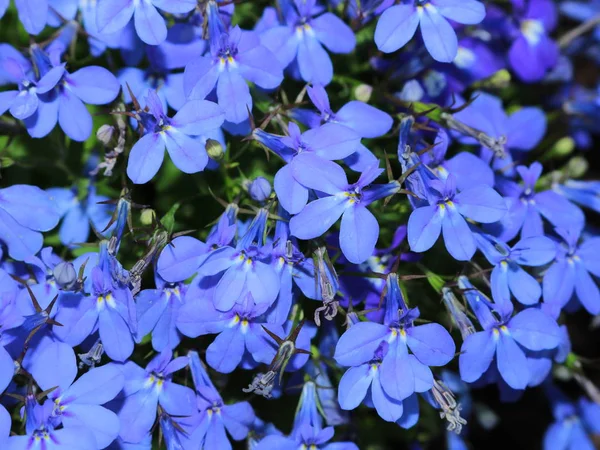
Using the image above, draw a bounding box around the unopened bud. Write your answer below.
[53,261,78,290]
[248,177,272,202]
[140,208,155,226]
[206,139,224,161]
[354,84,373,103]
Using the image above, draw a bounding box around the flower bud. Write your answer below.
[206,138,224,161]
[53,261,77,290]
[248,177,272,202]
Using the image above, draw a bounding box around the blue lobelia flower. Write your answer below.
[290,83,392,171]
[0,184,60,260]
[491,163,584,242]
[155,204,239,284]
[38,364,125,449]
[256,424,358,450]
[334,274,455,408]
[0,0,48,35]
[289,156,400,264]
[474,231,556,307]
[0,46,63,123]
[419,127,494,191]
[453,92,547,177]
[253,121,361,214]
[135,270,188,352]
[46,183,114,247]
[54,249,137,362]
[543,226,600,315]
[374,0,486,62]
[126,89,225,184]
[508,0,559,82]
[195,209,280,312]
[543,385,600,450]
[458,284,561,390]
[5,397,98,450]
[114,350,196,444]
[407,173,506,261]
[184,25,283,124]
[181,351,256,449]
[18,46,121,142]
[177,292,281,373]
[258,0,355,85]
[96,0,196,45]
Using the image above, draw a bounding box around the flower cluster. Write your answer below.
[1,0,600,448]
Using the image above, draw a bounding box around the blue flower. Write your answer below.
[508,0,559,82]
[0,184,60,260]
[335,274,455,405]
[458,285,561,390]
[375,0,486,62]
[253,121,361,214]
[258,0,355,85]
[96,0,196,44]
[290,157,400,264]
[543,226,600,315]
[126,89,225,184]
[42,365,125,449]
[135,271,188,352]
[407,174,506,261]
[114,350,196,444]
[184,25,283,124]
[490,163,584,242]
[474,231,556,307]
[46,184,114,247]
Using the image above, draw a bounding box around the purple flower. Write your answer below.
[256,425,358,450]
[407,174,506,261]
[259,0,355,85]
[184,25,283,124]
[96,0,196,45]
[126,90,225,184]
[289,157,400,264]
[375,0,486,62]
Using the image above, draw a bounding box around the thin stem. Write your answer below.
[558,13,600,48]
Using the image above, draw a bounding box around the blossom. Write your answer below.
[543,226,600,315]
[289,157,400,264]
[0,184,60,260]
[126,90,225,184]
[184,25,283,124]
[258,0,355,85]
[375,0,486,62]
[96,0,196,45]
[407,174,506,260]
[113,350,196,443]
